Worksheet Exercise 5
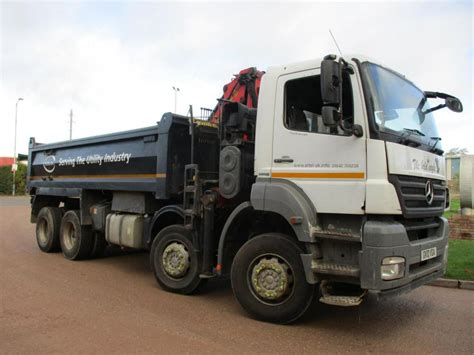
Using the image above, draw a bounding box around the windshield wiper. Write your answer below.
[402,128,425,136]
[398,128,424,147]
[430,136,442,153]
[400,130,442,153]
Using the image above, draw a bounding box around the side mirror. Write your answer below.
[321,59,340,105]
[322,106,339,127]
[446,97,463,113]
[323,106,364,137]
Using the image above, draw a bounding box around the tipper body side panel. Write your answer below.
[28,113,219,200]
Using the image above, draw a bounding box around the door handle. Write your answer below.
[274,158,294,163]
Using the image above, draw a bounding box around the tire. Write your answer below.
[231,233,315,324]
[150,225,204,295]
[36,207,62,253]
[89,232,108,259]
[59,210,93,260]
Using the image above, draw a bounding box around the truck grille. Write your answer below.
[397,217,441,242]
[389,175,446,218]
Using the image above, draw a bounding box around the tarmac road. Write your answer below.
[1,197,473,354]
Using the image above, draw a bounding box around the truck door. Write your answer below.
[271,67,367,214]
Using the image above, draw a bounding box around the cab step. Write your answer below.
[199,272,217,279]
[319,280,367,307]
[319,295,364,307]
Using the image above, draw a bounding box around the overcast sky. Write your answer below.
[1,1,472,157]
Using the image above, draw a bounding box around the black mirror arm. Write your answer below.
[337,58,345,122]
[424,91,452,100]
[338,118,363,137]
[424,91,442,99]
[423,103,447,115]
[335,57,360,136]
[423,91,463,113]
[338,119,351,133]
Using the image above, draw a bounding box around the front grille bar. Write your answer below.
[404,220,440,232]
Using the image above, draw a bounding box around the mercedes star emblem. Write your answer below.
[425,180,434,205]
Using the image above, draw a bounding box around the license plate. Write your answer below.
[421,247,437,261]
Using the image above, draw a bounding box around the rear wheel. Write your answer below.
[36,207,62,252]
[231,233,314,324]
[150,225,204,294]
[59,210,93,260]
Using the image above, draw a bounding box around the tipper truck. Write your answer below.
[27,55,463,324]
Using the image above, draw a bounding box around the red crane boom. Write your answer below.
[209,67,265,124]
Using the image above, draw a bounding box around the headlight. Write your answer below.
[381,256,405,281]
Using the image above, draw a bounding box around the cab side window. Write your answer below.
[284,74,353,135]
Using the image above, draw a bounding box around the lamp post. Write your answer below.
[12,97,24,196]
[172,86,180,113]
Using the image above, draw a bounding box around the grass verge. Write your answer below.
[443,198,460,219]
[445,239,474,281]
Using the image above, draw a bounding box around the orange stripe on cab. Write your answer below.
[271,172,365,179]
[30,173,166,180]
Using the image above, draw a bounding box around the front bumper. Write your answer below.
[370,267,444,299]
[359,217,449,293]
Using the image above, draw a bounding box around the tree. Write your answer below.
[0,164,27,195]
[0,166,12,194]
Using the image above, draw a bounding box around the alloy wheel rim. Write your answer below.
[248,254,294,305]
[162,241,190,279]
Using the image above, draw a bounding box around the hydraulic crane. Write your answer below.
[209,67,265,124]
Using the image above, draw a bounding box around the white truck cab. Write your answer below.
[236,54,462,312]
[255,56,447,215]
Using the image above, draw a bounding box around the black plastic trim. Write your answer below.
[388,174,446,218]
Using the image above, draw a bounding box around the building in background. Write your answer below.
[446,155,461,181]
[459,154,473,212]
[0,155,28,168]
[0,157,15,167]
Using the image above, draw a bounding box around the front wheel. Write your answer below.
[231,233,315,324]
[150,225,204,295]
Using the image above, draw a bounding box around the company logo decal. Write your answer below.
[43,155,56,173]
[411,157,441,175]
[57,152,132,168]
[41,152,133,175]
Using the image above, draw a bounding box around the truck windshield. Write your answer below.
[362,62,441,148]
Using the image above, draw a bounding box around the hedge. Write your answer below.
[0,164,27,195]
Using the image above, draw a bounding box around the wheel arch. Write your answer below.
[217,202,253,270]
[30,195,61,223]
[146,205,185,248]
[217,180,318,276]
[251,179,318,242]
[216,207,306,274]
